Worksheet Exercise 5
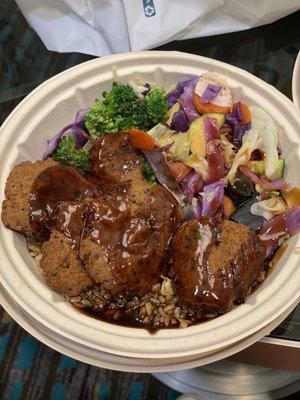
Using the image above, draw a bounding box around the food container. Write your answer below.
[0,51,300,371]
[0,282,297,372]
[292,51,300,108]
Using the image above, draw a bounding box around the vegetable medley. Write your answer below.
[44,71,300,260]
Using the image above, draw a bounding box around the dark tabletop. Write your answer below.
[0,2,300,399]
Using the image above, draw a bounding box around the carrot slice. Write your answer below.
[128,128,155,151]
[233,102,251,124]
[223,195,235,217]
[193,93,231,115]
[168,161,192,182]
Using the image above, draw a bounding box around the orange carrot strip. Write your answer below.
[223,195,235,217]
[128,128,155,151]
[193,93,231,115]
[233,102,251,124]
[168,161,192,182]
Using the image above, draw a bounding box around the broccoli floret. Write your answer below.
[85,83,149,137]
[142,161,157,184]
[145,88,168,127]
[84,83,168,138]
[52,136,90,173]
[84,100,119,137]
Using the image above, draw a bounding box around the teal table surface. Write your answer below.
[0,1,299,399]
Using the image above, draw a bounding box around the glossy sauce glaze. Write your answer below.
[171,218,221,307]
[53,202,87,250]
[171,218,265,313]
[259,212,289,258]
[24,133,273,329]
[74,240,286,332]
[74,304,157,332]
[88,133,142,185]
[80,180,179,296]
[28,164,98,236]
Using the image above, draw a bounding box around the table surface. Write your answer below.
[0,2,299,399]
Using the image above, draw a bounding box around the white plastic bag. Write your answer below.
[15,0,130,55]
[16,0,300,56]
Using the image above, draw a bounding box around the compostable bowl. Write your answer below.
[0,282,298,372]
[292,51,300,108]
[0,51,300,370]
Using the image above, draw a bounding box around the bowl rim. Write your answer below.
[0,51,300,359]
[292,50,300,108]
[1,282,297,372]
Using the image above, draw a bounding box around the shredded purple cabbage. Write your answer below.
[179,77,199,124]
[42,123,73,160]
[259,206,300,258]
[165,77,197,108]
[143,150,195,219]
[285,206,300,235]
[200,179,224,217]
[75,108,90,124]
[177,77,198,91]
[72,108,91,147]
[181,172,203,201]
[172,109,188,132]
[204,118,225,183]
[165,76,199,125]
[233,123,251,145]
[235,101,243,121]
[194,198,202,218]
[42,108,91,159]
[269,178,289,190]
[239,165,290,191]
[201,84,221,103]
[165,89,182,108]
[225,113,238,126]
[225,101,251,147]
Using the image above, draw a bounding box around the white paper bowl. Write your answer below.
[1,282,297,372]
[0,51,300,367]
[292,51,300,108]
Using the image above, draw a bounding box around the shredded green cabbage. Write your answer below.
[184,153,208,180]
[250,197,286,220]
[226,106,280,184]
[250,106,279,179]
[169,132,190,162]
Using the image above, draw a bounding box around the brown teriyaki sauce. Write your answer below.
[27,163,288,331]
[28,164,98,237]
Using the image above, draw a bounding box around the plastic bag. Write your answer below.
[16,0,300,56]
